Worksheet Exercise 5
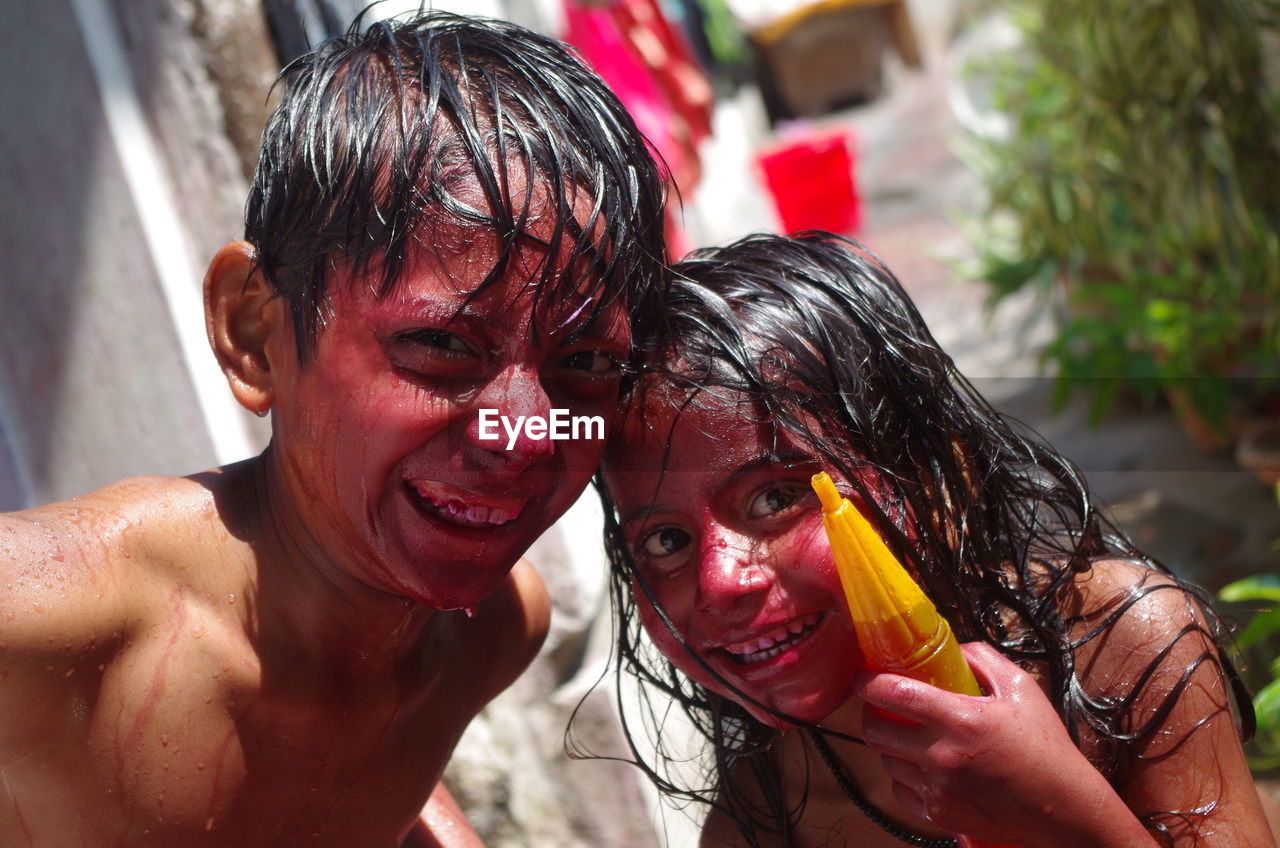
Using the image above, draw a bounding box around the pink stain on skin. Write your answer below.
[5,788,34,846]
[204,725,241,828]
[119,586,188,775]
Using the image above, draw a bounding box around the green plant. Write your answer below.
[1218,483,1280,770]
[965,0,1280,431]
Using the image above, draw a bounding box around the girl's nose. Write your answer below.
[695,532,773,612]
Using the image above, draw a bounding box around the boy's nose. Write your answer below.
[696,532,772,612]
[466,364,556,463]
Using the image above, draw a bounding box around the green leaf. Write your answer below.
[1235,607,1280,650]
[1253,676,1280,736]
[1220,574,1280,603]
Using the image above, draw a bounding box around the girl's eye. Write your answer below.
[747,482,810,520]
[637,527,691,563]
[562,349,619,375]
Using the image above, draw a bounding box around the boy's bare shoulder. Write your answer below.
[451,555,550,705]
[0,473,236,650]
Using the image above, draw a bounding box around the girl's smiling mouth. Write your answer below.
[407,480,527,529]
[721,612,825,665]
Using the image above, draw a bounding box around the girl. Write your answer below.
[596,233,1276,847]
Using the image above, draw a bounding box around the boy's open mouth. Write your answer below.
[407,481,525,529]
[723,612,824,665]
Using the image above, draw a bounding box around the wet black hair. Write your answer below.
[589,232,1252,846]
[244,8,668,361]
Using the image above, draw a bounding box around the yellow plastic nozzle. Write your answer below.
[812,472,981,696]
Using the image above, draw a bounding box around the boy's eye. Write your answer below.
[409,329,473,356]
[387,328,484,381]
[747,482,811,520]
[636,527,691,569]
[561,349,619,374]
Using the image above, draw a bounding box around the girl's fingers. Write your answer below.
[858,700,939,756]
[958,641,1029,699]
[877,752,929,790]
[885,774,931,823]
[853,669,973,727]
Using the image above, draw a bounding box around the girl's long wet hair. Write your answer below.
[589,232,1252,846]
[245,9,668,361]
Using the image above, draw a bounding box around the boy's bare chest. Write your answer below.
[76,626,477,846]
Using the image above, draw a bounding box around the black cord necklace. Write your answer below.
[806,729,957,848]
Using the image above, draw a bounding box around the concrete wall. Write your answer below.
[0,0,273,509]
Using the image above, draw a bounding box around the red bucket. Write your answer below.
[756,129,861,235]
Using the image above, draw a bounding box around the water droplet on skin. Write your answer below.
[227,594,235,605]
[197,762,205,771]
[161,734,169,747]
[205,817,215,831]
[463,606,476,619]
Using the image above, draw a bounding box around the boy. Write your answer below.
[0,10,666,847]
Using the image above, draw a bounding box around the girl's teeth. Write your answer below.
[726,614,823,663]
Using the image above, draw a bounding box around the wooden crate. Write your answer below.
[749,0,920,121]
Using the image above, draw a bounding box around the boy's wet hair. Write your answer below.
[590,232,1250,847]
[245,9,667,360]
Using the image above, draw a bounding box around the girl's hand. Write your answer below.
[853,642,1157,848]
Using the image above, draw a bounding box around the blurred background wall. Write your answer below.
[4,0,1279,845]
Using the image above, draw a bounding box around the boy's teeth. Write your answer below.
[411,485,518,528]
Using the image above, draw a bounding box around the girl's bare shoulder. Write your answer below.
[700,805,744,848]
[1067,557,1221,698]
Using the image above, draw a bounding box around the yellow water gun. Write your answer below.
[814,472,1020,848]
[811,471,981,696]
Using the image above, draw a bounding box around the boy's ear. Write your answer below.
[204,241,283,417]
